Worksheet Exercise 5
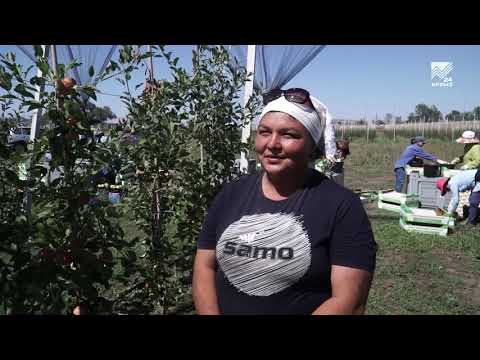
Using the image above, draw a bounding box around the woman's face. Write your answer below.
[255,111,313,177]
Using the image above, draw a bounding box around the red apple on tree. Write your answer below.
[58,77,77,96]
[66,117,78,127]
[73,305,83,315]
[61,77,76,90]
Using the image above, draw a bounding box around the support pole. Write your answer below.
[148,45,154,82]
[30,46,49,141]
[24,45,49,215]
[240,45,256,174]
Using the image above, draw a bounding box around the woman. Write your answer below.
[451,130,480,170]
[192,88,377,315]
[314,138,350,185]
[437,169,480,225]
[393,136,446,193]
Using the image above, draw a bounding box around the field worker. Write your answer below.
[437,169,480,225]
[306,98,347,184]
[451,130,480,170]
[193,87,377,315]
[312,138,350,184]
[394,136,447,193]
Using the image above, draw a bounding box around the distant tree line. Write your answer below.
[406,104,480,123]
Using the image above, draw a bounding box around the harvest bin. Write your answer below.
[399,204,455,229]
[399,217,449,237]
[407,172,443,208]
[377,191,419,214]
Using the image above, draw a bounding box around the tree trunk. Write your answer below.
[152,182,162,249]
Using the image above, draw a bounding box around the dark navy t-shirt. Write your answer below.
[198,169,377,315]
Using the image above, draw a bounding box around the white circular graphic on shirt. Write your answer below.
[216,212,311,297]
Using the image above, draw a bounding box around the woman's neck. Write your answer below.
[261,168,309,201]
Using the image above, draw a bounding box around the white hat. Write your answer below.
[456,130,480,144]
[260,95,327,146]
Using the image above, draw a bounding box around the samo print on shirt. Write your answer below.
[216,212,312,297]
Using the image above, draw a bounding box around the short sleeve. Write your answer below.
[197,185,228,250]
[330,194,377,272]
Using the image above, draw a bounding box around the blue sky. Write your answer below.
[1,45,479,121]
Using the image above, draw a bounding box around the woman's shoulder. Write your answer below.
[219,172,260,194]
[307,169,358,202]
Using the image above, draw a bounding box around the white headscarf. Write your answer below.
[260,95,336,157]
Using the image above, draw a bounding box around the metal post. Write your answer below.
[148,45,154,82]
[451,116,455,142]
[393,118,396,142]
[193,45,204,175]
[50,45,63,112]
[200,143,204,175]
[51,45,59,80]
[24,45,49,215]
[240,45,256,174]
[30,46,49,141]
[366,119,369,143]
[446,115,448,137]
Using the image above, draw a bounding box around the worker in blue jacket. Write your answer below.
[394,136,447,193]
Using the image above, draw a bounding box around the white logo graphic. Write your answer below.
[216,212,311,297]
[239,232,256,243]
[431,62,453,87]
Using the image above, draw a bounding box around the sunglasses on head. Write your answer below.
[262,88,311,106]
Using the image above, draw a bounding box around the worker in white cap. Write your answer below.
[451,130,480,170]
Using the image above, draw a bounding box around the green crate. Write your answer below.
[399,217,449,237]
[377,191,419,214]
[400,203,455,229]
[378,200,402,214]
[378,191,419,205]
[378,191,419,214]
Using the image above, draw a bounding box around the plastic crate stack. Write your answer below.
[377,191,420,214]
[377,191,455,237]
[399,204,454,237]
